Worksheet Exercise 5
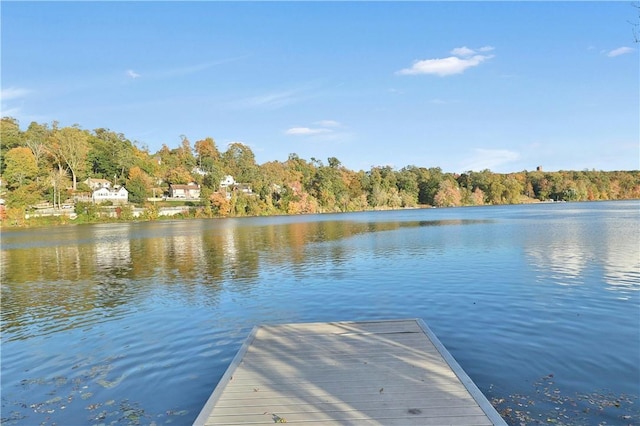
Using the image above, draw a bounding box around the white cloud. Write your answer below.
[127,69,141,79]
[450,46,475,57]
[397,46,495,77]
[461,149,520,171]
[607,47,634,57]
[285,127,332,136]
[315,120,340,127]
[286,118,344,136]
[0,87,31,101]
[397,55,492,76]
[1,87,32,119]
[478,46,495,53]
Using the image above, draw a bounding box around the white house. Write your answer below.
[236,183,253,194]
[220,175,236,188]
[169,183,201,199]
[92,186,129,204]
[192,167,208,176]
[219,175,254,198]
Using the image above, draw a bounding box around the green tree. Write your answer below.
[222,142,258,184]
[503,175,524,204]
[467,169,492,196]
[156,144,174,168]
[75,201,99,220]
[286,153,315,189]
[547,172,566,201]
[1,117,23,175]
[0,117,22,148]
[397,166,419,206]
[4,147,38,189]
[24,121,51,176]
[309,158,349,211]
[90,128,136,181]
[258,160,288,210]
[416,167,444,205]
[6,182,42,208]
[154,139,200,185]
[486,176,507,204]
[327,156,341,169]
[528,171,552,200]
[194,137,224,188]
[364,166,398,208]
[50,126,90,190]
[127,166,152,205]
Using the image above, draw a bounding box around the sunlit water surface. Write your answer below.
[1,201,639,425]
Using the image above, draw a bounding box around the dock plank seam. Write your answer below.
[194,319,507,426]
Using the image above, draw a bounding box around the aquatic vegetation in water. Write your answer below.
[490,374,639,426]
[0,359,191,426]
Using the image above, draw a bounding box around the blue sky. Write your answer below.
[2,1,638,173]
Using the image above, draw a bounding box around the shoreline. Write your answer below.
[3,198,632,231]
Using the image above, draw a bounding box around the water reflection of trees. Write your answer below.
[1,219,408,336]
[4,215,584,337]
[1,218,495,289]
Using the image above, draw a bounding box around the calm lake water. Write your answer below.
[1,201,639,425]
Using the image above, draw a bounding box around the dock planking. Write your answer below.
[194,319,507,425]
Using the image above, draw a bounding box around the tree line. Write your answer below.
[1,117,639,223]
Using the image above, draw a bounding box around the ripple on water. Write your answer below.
[1,202,639,425]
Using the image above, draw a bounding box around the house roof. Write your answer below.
[170,184,200,190]
[93,186,128,195]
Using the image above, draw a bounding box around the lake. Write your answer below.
[1,201,638,425]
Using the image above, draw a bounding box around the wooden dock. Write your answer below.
[194,319,506,425]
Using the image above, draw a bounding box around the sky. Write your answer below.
[1,1,638,173]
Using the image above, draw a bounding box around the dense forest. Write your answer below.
[1,117,639,225]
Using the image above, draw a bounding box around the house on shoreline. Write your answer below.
[168,183,201,199]
[92,186,129,204]
[219,175,253,199]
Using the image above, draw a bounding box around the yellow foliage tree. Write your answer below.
[210,191,231,216]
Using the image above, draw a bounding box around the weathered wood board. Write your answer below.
[194,319,506,425]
